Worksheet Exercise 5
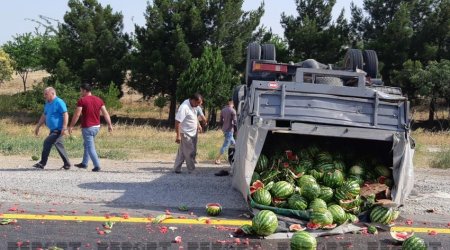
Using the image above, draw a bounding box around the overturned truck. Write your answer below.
[231,43,415,220]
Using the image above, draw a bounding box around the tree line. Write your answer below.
[0,0,449,124]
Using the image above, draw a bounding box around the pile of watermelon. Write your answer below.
[250,145,399,231]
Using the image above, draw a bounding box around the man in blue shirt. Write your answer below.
[32,87,72,170]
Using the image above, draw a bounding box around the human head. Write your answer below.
[43,87,56,102]
[189,93,203,108]
[80,83,92,96]
[227,99,233,107]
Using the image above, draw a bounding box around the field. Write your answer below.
[1,71,449,166]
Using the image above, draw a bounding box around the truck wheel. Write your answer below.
[363,50,378,78]
[246,43,261,86]
[344,49,363,71]
[233,84,246,114]
[316,76,344,86]
[261,44,276,61]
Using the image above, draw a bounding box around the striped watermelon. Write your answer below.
[318,186,334,202]
[370,206,395,225]
[310,208,333,226]
[335,181,360,200]
[251,172,260,184]
[306,145,320,158]
[316,151,333,163]
[328,205,347,225]
[316,162,335,173]
[297,175,316,188]
[374,164,392,178]
[333,160,346,172]
[402,236,427,250]
[300,182,321,201]
[270,181,294,199]
[308,198,327,211]
[252,210,278,236]
[339,196,362,210]
[308,169,324,182]
[297,159,314,173]
[288,194,308,210]
[347,175,364,186]
[290,231,317,250]
[322,169,344,188]
[346,213,359,223]
[260,170,280,184]
[252,188,272,206]
[255,154,269,173]
[205,203,222,216]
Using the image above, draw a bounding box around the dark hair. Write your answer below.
[189,92,203,101]
[80,83,92,92]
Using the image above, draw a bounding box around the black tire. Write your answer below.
[261,44,276,61]
[344,49,363,71]
[363,50,378,78]
[233,84,246,114]
[245,43,261,86]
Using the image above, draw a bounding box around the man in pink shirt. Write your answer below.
[69,83,113,172]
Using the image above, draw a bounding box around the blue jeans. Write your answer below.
[220,131,235,155]
[82,126,100,169]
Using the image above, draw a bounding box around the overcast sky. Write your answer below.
[0,0,363,45]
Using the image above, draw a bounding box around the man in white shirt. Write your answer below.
[174,93,203,173]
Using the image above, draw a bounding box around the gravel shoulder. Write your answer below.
[0,156,449,222]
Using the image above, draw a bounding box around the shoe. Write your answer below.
[174,170,181,174]
[74,163,87,169]
[214,170,229,176]
[61,165,71,170]
[32,162,44,169]
[92,168,101,172]
[214,159,221,165]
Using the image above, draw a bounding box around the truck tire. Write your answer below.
[233,84,246,114]
[363,50,378,78]
[316,76,344,86]
[246,43,261,86]
[261,44,276,61]
[344,49,363,71]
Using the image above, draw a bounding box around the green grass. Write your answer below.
[430,148,450,169]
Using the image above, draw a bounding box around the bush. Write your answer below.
[431,148,450,169]
[93,82,122,110]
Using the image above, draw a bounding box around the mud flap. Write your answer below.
[391,133,415,206]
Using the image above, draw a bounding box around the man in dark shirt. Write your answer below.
[214,99,237,176]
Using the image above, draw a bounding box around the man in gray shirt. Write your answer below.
[214,99,237,169]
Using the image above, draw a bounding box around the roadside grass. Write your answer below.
[430,148,450,169]
[411,128,450,168]
[0,118,225,162]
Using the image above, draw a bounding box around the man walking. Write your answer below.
[68,83,113,172]
[173,93,203,174]
[214,99,237,176]
[33,87,71,170]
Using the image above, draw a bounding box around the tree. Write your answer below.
[43,0,130,92]
[391,59,423,104]
[281,0,349,64]
[129,0,263,124]
[2,33,43,91]
[177,46,238,124]
[0,49,14,84]
[411,60,450,121]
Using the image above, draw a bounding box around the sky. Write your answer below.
[0,0,363,45]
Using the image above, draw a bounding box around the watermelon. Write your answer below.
[251,210,278,236]
[288,194,308,210]
[272,198,288,208]
[306,145,320,158]
[260,170,280,184]
[368,225,378,234]
[251,172,260,184]
[316,162,335,173]
[308,169,324,182]
[346,213,359,223]
[333,160,346,172]
[297,175,316,188]
[289,224,306,232]
[370,206,395,225]
[270,181,294,199]
[347,175,364,186]
[335,181,360,200]
[339,196,362,210]
[300,182,321,201]
[310,208,333,227]
[205,203,222,216]
[252,188,272,206]
[402,236,427,250]
[322,169,344,188]
[328,205,347,225]
[374,164,392,178]
[308,198,327,211]
[316,151,333,163]
[290,231,317,250]
[318,186,334,202]
[348,165,365,176]
[255,154,269,173]
[237,224,253,235]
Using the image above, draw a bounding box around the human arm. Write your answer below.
[100,105,113,133]
[34,114,46,136]
[175,120,181,144]
[62,112,69,136]
[68,107,82,134]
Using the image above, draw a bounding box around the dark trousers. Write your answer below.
[39,130,71,166]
